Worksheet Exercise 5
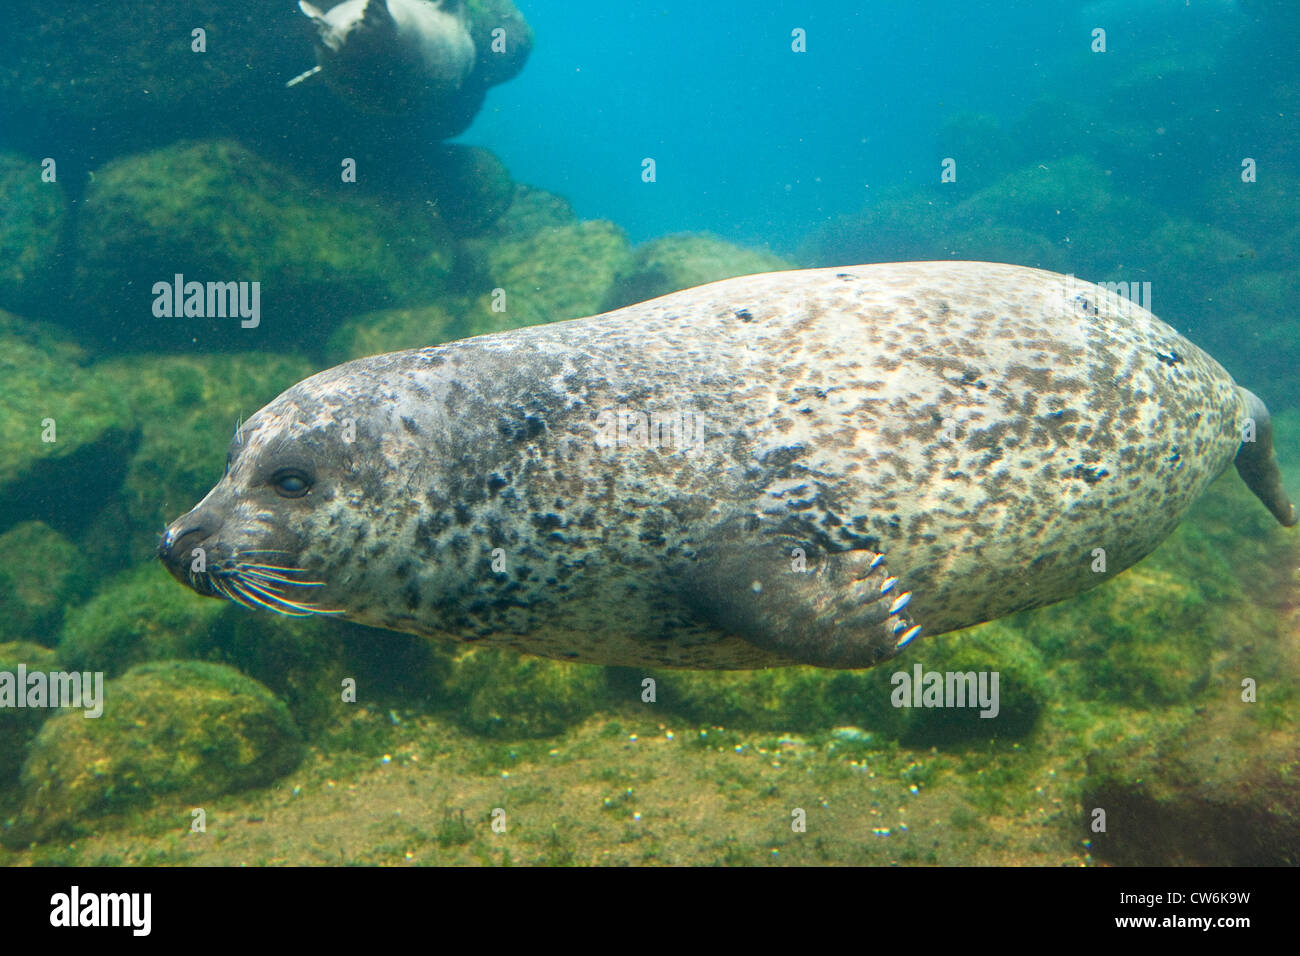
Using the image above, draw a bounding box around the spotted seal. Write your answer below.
[286,0,475,113]
[159,262,1295,669]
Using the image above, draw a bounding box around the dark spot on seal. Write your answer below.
[499,414,546,442]
[734,308,754,322]
[1067,463,1109,485]
[1154,349,1182,367]
[486,473,508,498]
[401,416,420,435]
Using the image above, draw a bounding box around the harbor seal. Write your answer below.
[286,0,476,114]
[159,262,1296,670]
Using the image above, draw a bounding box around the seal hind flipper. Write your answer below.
[686,524,921,669]
[1235,387,1298,527]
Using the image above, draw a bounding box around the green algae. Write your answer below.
[10,660,303,844]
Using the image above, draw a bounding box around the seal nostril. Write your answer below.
[159,525,206,562]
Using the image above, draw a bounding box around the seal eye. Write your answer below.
[271,469,312,499]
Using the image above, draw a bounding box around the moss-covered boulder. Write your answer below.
[897,622,1048,745]
[0,523,87,646]
[11,661,303,843]
[325,303,465,365]
[636,664,906,736]
[950,156,1157,277]
[444,648,608,738]
[58,562,228,677]
[797,188,958,267]
[1083,702,1300,865]
[0,152,68,314]
[426,145,515,235]
[74,140,456,350]
[0,310,134,538]
[487,185,581,240]
[464,220,630,334]
[601,234,790,311]
[0,642,61,786]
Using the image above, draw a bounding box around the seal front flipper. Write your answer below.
[1235,387,1298,527]
[684,523,923,670]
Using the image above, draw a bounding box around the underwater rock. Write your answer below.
[638,666,905,735]
[326,303,464,364]
[797,188,957,267]
[939,225,1065,275]
[1202,270,1300,405]
[444,647,608,738]
[426,145,515,234]
[899,623,1047,746]
[949,156,1157,277]
[0,523,87,647]
[74,140,455,351]
[58,563,228,678]
[601,233,790,312]
[10,660,303,844]
[0,310,135,539]
[485,185,581,240]
[0,2,305,154]
[0,2,532,157]
[464,219,630,333]
[0,642,61,786]
[0,152,68,316]
[1082,705,1300,865]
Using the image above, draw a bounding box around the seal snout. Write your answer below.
[158,509,227,594]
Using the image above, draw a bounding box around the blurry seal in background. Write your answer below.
[287,0,476,114]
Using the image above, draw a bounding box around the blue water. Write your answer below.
[465,0,1278,249]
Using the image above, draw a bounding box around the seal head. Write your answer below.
[286,0,476,114]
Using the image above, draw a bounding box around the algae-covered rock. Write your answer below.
[325,303,465,365]
[0,152,68,314]
[75,140,455,350]
[92,351,315,562]
[601,234,790,311]
[797,189,957,267]
[898,623,1048,745]
[0,310,134,536]
[638,665,905,736]
[1082,703,1300,865]
[58,562,228,678]
[940,225,1065,274]
[12,660,303,843]
[0,2,305,154]
[486,185,580,240]
[444,648,607,737]
[0,642,61,786]
[426,146,515,235]
[0,523,87,646]
[950,155,1155,276]
[465,220,630,334]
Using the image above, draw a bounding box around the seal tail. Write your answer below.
[1234,386,1297,527]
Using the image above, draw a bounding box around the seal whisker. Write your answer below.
[236,574,343,617]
